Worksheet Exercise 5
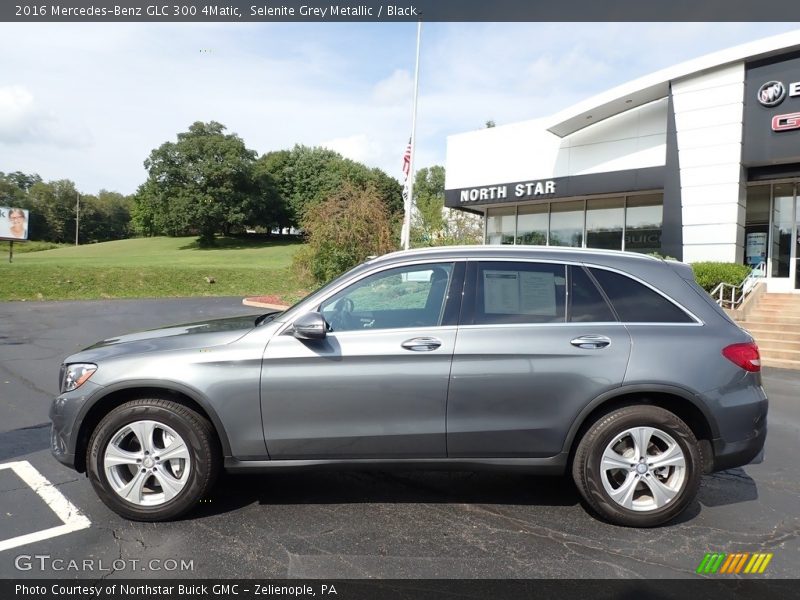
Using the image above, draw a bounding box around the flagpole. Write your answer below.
[402,21,422,251]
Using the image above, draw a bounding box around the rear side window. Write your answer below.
[588,268,694,323]
[474,262,566,324]
[569,266,616,322]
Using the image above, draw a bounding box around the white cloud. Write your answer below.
[0,85,36,142]
[0,85,91,148]
[372,69,414,105]
[0,22,799,195]
[320,134,379,164]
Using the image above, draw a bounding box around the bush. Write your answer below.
[7,240,67,254]
[293,183,398,284]
[690,262,752,293]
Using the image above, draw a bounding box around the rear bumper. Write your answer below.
[701,376,768,472]
[711,419,767,471]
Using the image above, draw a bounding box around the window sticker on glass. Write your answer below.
[483,270,558,315]
[484,271,521,314]
[520,271,557,316]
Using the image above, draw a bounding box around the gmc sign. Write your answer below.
[772,112,800,132]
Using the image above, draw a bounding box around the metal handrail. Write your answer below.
[711,262,766,309]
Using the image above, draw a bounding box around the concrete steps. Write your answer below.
[740,293,800,370]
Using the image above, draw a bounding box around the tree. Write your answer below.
[444,208,483,245]
[294,183,398,284]
[78,191,132,243]
[26,180,79,243]
[0,175,27,207]
[258,145,402,228]
[133,121,279,244]
[411,166,446,246]
[410,165,483,247]
[0,171,42,213]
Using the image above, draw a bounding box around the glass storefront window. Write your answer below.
[484,193,664,254]
[549,200,584,247]
[586,197,624,250]
[745,185,770,268]
[516,204,548,245]
[625,194,663,254]
[486,206,516,245]
[771,184,794,278]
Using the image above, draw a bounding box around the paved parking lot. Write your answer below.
[0,298,798,579]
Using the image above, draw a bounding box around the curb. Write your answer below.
[242,298,290,310]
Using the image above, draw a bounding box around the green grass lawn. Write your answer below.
[0,236,308,302]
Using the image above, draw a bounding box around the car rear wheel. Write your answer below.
[87,398,220,521]
[572,405,702,527]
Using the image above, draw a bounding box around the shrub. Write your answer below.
[8,240,66,254]
[690,262,752,293]
[293,183,398,284]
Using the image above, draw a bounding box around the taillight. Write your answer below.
[722,342,761,372]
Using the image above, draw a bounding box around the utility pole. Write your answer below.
[75,192,80,246]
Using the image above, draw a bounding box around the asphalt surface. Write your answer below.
[0,297,798,579]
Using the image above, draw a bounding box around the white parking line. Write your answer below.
[0,460,91,552]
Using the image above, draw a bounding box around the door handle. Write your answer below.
[570,335,611,349]
[401,337,442,352]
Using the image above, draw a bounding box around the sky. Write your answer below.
[1,22,800,196]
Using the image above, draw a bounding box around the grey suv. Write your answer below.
[50,247,767,527]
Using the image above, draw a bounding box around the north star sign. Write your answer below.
[459,180,556,203]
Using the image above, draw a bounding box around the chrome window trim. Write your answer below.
[457,322,703,330]
[312,325,458,338]
[277,258,465,336]
[279,254,703,335]
[466,257,702,326]
[584,263,703,325]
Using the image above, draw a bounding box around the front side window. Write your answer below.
[588,268,694,323]
[320,263,454,332]
[473,262,566,324]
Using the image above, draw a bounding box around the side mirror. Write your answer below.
[293,312,327,340]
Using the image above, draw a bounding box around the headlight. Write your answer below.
[61,363,97,393]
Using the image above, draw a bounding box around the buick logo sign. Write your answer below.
[758,81,786,107]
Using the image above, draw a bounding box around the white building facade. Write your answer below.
[445,32,800,292]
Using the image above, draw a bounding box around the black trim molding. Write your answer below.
[660,84,684,261]
[444,166,665,209]
[748,163,800,181]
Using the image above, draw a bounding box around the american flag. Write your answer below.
[402,137,412,179]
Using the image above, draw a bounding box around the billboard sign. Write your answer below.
[0,207,29,241]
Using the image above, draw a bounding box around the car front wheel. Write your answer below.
[87,398,220,521]
[572,405,702,527]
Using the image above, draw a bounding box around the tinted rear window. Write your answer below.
[569,266,616,322]
[589,268,694,323]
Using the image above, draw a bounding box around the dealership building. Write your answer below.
[445,31,800,292]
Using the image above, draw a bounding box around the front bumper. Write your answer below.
[49,380,104,471]
[50,424,75,468]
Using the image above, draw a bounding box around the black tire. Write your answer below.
[572,405,702,527]
[87,398,221,521]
